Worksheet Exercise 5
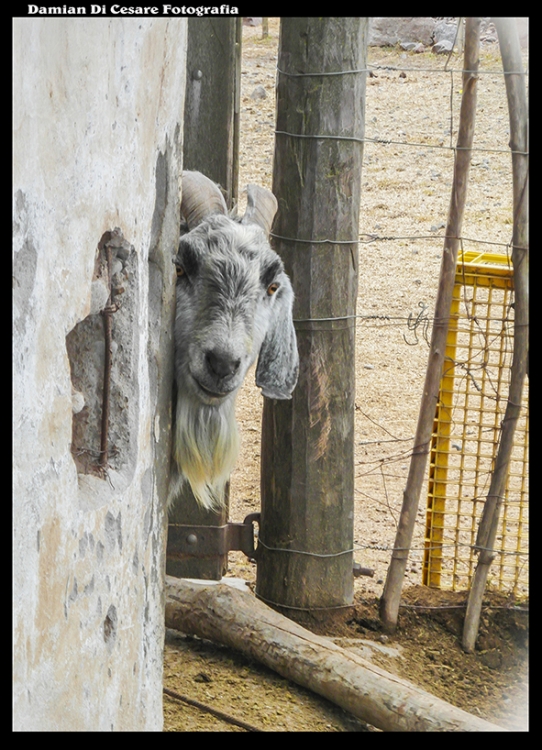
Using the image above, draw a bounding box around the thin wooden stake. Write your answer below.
[380,18,482,633]
[462,18,529,653]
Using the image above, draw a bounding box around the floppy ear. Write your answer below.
[256,274,299,400]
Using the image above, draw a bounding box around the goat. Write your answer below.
[167,171,299,510]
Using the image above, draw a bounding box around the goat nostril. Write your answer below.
[205,350,241,379]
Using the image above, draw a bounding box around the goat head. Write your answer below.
[168,171,298,510]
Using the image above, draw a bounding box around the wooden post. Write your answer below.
[182,18,241,209]
[257,18,367,611]
[168,18,241,579]
[462,18,529,652]
[379,18,481,633]
[231,18,242,210]
[166,485,229,580]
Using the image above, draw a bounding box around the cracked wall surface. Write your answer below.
[13,18,186,731]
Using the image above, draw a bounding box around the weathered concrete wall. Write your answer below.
[13,18,186,731]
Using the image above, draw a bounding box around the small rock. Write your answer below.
[250,85,267,100]
[90,279,109,315]
[111,258,123,278]
[480,650,502,670]
[72,388,85,414]
[432,40,454,55]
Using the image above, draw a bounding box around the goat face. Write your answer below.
[174,215,297,406]
[169,172,298,510]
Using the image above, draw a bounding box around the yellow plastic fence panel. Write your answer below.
[423,251,528,595]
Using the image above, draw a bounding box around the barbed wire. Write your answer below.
[278,65,529,78]
[363,134,528,156]
[358,233,519,250]
[274,231,520,252]
[276,128,528,156]
[255,533,528,560]
[368,64,528,76]
[352,540,528,557]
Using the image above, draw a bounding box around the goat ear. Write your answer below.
[256,275,299,400]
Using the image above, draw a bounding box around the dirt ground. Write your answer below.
[164,19,529,732]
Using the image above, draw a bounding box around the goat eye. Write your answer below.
[267,282,280,296]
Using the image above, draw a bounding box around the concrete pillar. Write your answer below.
[13,18,187,731]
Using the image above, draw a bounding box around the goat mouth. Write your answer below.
[193,378,232,400]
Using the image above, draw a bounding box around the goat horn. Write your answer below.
[241,184,278,236]
[181,171,228,229]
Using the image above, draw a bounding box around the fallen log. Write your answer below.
[165,577,506,732]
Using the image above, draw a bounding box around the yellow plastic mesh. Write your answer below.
[423,250,528,595]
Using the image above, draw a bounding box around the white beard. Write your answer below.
[167,392,240,511]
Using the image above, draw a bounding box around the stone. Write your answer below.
[369,17,435,47]
[250,85,267,100]
[432,40,454,55]
[433,20,459,45]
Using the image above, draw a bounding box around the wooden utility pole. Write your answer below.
[257,18,368,611]
[379,18,481,633]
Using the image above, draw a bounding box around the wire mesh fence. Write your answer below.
[423,251,528,595]
[352,36,528,598]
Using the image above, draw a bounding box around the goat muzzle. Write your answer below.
[205,349,241,379]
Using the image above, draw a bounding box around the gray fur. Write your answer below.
[168,181,298,511]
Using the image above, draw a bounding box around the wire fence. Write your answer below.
[351,36,528,598]
[236,22,529,603]
[424,251,528,596]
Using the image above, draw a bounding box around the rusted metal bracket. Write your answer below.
[167,513,260,561]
